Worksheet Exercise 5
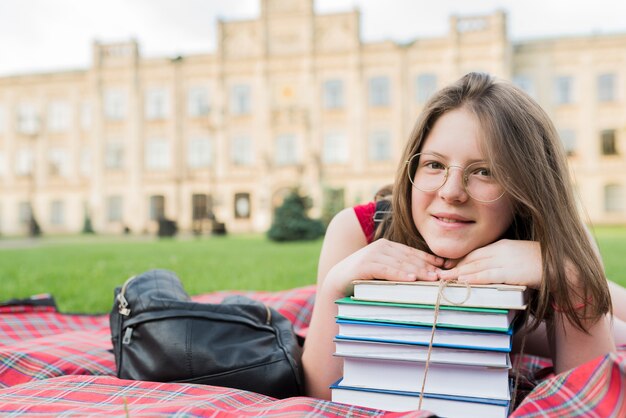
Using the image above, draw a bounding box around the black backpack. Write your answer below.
[110,269,304,398]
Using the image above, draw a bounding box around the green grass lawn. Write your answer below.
[592,226,626,285]
[0,235,322,313]
[1,227,625,314]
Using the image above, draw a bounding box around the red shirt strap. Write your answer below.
[353,202,376,244]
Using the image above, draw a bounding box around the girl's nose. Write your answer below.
[437,166,469,203]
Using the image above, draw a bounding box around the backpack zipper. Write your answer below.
[122,327,134,344]
[265,305,271,325]
[117,275,137,316]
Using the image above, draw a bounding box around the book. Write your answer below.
[337,355,511,400]
[337,319,513,351]
[331,379,510,418]
[352,280,528,310]
[334,338,510,367]
[336,297,517,332]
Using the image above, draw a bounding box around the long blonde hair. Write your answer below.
[382,72,610,331]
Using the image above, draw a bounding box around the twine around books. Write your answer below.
[417,279,528,411]
[418,279,471,410]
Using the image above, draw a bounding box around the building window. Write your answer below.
[0,152,5,177]
[0,105,5,133]
[80,102,92,130]
[107,196,123,222]
[187,87,210,117]
[601,129,618,155]
[598,73,616,103]
[145,88,169,120]
[234,193,251,219]
[48,148,69,177]
[275,134,297,165]
[323,79,344,109]
[368,76,390,107]
[188,137,212,168]
[18,201,32,225]
[554,76,573,105]
[149,195,165,221]
[322,132,348,164]
[231,136,253,166]
[231,84,251,115]
[17,103,39,135]
[513,75,535,97]
[145,138,170,170]
[105,142,124,169]
[104,89,126,120]
[47,101,71,132]
[604,184,625,213]
[192,194,209,221]
[15,149,33,176]
[79,148,92,177]
[369,130,392,161]
[415,73,437,104]
[559,129,576,156]
[50,200,64,225]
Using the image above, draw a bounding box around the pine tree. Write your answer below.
[267,190,325,241]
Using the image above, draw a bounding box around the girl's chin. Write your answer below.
[428,244,472,261]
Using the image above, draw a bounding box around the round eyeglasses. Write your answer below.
[406,153,506,203]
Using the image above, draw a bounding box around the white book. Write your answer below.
[334,338,510,367]
[338,355,511,400]
[336,297,517,332]
[337,319,513,351]
[352,280,528,310]
[331,380,510,418]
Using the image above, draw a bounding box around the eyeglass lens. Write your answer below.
[407,153,505,202]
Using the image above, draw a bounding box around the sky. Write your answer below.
[1,0,626,76]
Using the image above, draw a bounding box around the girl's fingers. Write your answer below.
[381,239,446,268]
[457,269,506,285]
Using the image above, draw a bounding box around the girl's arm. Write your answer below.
[552,309,615,373]
[303,209,365,399]
[303,208,445,399]
[440,239,618,373]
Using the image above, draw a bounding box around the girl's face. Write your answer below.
[411,107,515,260]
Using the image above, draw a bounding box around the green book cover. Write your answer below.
[335,297,517,332]
[337,297,509,313]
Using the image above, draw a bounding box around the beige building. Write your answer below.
[0,0,625,236]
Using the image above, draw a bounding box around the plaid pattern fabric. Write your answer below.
[511,349,626,418]
[0,286,317,389]
[0,374,433,417]
[1,286,625,417]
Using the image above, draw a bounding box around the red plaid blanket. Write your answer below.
[1,286,625,417]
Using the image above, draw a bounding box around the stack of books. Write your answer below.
[330,280,528,418]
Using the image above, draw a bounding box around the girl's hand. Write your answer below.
[437,239,543,288]
[323,238,446,296]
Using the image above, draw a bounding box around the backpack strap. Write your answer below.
[373,199,392,235]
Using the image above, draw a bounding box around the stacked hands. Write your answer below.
[327,238,543,296]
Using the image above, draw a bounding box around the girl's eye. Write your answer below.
[471,167,492,177]
[424,161,445,170]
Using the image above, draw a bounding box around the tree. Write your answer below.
[267,190,325,242]
[82,206,95,234]
[29,214,41,237]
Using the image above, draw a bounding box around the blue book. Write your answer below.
[336,318,513,352]
[331,379,510,418]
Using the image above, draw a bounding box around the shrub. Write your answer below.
[267,190,325,242]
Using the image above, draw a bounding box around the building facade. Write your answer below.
[0,0,624,236]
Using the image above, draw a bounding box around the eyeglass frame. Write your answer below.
[405,152,506,203]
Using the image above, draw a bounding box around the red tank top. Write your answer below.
[353,202,377,244]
